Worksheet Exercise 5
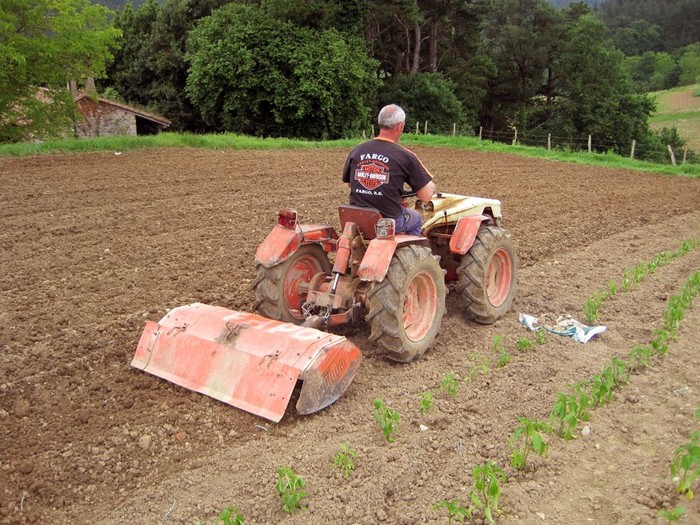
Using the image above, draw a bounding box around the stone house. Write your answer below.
[73,92,171,138]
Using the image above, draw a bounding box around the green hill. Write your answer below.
[650,84,700,152]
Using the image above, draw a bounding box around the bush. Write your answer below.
[378,73,467,134]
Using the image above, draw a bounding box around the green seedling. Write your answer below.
[606,279,618,297]
[516,337,534,351]
[440,372,460,396]
[466,353,490,380]
[589,371,615,406]
[276,466,307,513]
[535,328,547,345]
[419,391,433,414]
[492,334,505,353]
[434,499,472,524]
[509,417,552,470]
[633,262,647,284]
[609,356,629,386]
[496,349,511,368]
[217,506,245,525]
[628,344,653,370]
[492,334,510,367]
[658,506,686,523]
[621,269,634,291]
[333,443,357,479]
[651,329,670,357]
[373,398,400,442]
[583,294,602,323]
[551,388,589,440]
[670,431,700,499]
[469,461,507,525]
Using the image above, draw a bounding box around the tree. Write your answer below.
[678,48,700,86]
[378,73,467,133]
[185,3,380,139]
[0,0,121,142]
[540,12,655,153]
[479,0,563,131]
[609,19,662,56]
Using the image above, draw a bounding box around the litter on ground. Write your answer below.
[519,313,606,343]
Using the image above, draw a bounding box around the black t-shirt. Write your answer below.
[341,138,433,219]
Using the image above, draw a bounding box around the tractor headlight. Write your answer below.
[375,218,395,239]
[278,208,298,229]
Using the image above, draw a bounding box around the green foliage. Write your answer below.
[550,390,589,440]
[516,337,534,351]
[670,426,700,499]
[275,466,307,513]
[185,3,379,139]
[378,73,468,134]
[469,461,507,525]
[418,391,433,414]
[492,335,511,367]
[509,417,552,470]
[433,499,472,524]
[657,506,686,523]
[0,0,121,142]
[373,398,400,442]
[333,443,357,479]
[466,353,490,380]
[535,328,547,345]
[217,506,245,525]
[440,372,460,397]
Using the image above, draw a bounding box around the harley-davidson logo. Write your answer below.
[355,162,388,190]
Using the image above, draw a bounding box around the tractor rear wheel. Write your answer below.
[456,224,517,324]
[253,245,331,324]
[366,245,446,363]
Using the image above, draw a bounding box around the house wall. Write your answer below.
[74,98,137,138]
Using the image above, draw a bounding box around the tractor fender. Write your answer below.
[358,235,429,282]
[449,215,489,255]
[255,224,337,268]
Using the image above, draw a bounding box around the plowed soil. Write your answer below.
[1,147,699,525]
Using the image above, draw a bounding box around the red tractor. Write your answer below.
[132,193,516,421]
[253,192,517,361]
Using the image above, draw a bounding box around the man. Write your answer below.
[342,104,436,235]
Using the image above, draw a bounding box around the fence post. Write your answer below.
[588,135,592,153]
[453,123,456,136]
[630,139,636,160]
[478,126,483,140]
[416,122,419,134]
[512,128,517,146]
[682,147,687,164]
[362,130,366,139]
[667,145,676,166]
[547,134,551,151]
[424,121,428,135]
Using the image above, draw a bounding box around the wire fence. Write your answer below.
[373,121,698,166]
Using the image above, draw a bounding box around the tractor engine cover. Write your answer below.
[131,303,362,422]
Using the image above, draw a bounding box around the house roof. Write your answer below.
[74,92,172,128]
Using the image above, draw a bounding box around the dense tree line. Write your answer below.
[3,0,697,161]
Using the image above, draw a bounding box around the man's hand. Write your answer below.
[416,180,436,202]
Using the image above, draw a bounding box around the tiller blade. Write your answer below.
[131,303,361,422]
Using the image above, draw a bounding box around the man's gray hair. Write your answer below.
[378,104,406,129]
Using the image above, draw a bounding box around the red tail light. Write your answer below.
[278,208,298,229]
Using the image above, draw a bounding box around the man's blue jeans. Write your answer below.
[395,208,423,236]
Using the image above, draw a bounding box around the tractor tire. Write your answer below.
[366,245,447,363]
[456,224,517,324]
[253,245,331,324]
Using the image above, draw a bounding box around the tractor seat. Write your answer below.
[338,205,382,240]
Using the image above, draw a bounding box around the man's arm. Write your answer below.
[416,180,436,202]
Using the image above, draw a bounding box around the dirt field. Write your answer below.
[1,147,699,525]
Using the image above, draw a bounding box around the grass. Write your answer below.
[2,130,699,178]
[649,83,700,151]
